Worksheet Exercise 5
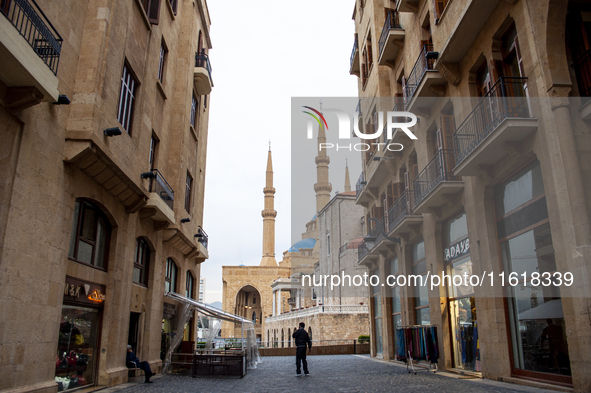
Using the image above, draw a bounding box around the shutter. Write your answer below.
[198,31,203,54]
[514,36,524,78]
[148,0,161,24]
[440,114,455,150]
[367,34,373,67]
[433,0,445,19]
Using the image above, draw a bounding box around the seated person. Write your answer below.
[126,345,154,383]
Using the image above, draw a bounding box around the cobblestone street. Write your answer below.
[102,355,558,393]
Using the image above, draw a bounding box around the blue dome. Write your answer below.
[289,238,317,252]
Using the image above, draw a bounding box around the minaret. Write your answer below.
[314,122,332,213]
[260,144,278,267]
[344,160,351,192]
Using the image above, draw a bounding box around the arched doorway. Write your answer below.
[234,285,263,340]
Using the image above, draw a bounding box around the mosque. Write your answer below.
[221,124,369,342]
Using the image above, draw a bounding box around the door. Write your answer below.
[128,312,140,354]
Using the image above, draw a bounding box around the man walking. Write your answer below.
[292,322,312,376]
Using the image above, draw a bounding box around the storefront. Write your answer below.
[56,277,105,391]
[495,161,571,385]
[443,212,479,372]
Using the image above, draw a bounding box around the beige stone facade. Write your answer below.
[0,0,212,391]
[351,0,591,391]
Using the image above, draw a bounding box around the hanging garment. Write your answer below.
[396,328,406,362]
[461,326,467,364]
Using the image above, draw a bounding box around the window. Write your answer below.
[190,93,199,128]
[141,0,161,24]
[434,0,450,20]
[158,40,168,83]
[133,238,150,286]
[149,134,159,169]
[412,240,430,325]
[117,64,137,134]
[169,0,177,15]
[165,258,178,293]
[496,161,571,378]
[185,172,193,212]
[186,271,194,299]
[68,199,111,269]
[327,233,331,255]
[361,31,373,88]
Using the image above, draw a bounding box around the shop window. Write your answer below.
[186,271,194,299]
[133,238,150,286]
[412,240,430,325]
[496,161,571,380]
[117,63,138,134]
[68,199,111,269]
[56,305,100,390]
[372,268,383,356]
[165,258,178,293]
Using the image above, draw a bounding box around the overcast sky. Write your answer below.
[202,0,359,303]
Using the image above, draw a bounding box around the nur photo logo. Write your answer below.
[302,105,418,152]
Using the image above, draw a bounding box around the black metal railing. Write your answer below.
[572,49,591,98]
[413,149,460,206]
[350,34,358,70]
[405,43,434,102]
[387,190,414,231]
[195,50,213,84]
[196,226,208,249]
[453,77,530,166]
[356,171,366,197]
[378,11,402,58]
[148,169,174,210]
[1,0,62,75]
[358,239,368,261]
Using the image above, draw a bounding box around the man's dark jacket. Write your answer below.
[292,328,312,349]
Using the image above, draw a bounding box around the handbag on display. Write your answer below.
[76,353,88,365]
[77,375,88,386]
[67,351,77,366]
[69,376,79,389]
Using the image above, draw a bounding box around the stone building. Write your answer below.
[264,188,371,344]
[0,0,212,391]
[350,0,591,391]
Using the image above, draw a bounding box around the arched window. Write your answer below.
[252,311,256,324]
[68,199,111,269]
[165,258,178,293]
[186,271,194,299]
[308,327,313,341]
[133,238,150,286]
[281,329,284,348]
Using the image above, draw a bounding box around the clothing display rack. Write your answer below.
[395,325,439,374]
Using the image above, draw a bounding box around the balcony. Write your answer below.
[355,171,366,198]
[572,50,591,120]
[404,44,446,115]
[387,190,422,236]
[378,11,404,69]
[0,0,62,109]
[349,34,360,76]
[194,51,213,95]
[396,0,419,13]
[412,149,463,215]
[141,169,175,227]
[453,77,538,177]
[436,0,501,85]
[196,226,208,250]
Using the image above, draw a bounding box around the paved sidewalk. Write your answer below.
[99,355,561,393]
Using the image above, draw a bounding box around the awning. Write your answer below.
[165,292,252,324]
[518,299,564,320]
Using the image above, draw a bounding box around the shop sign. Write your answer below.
[64,276,106,306]
[444,238,470,262]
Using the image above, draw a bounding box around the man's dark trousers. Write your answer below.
[296,346,308,375]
